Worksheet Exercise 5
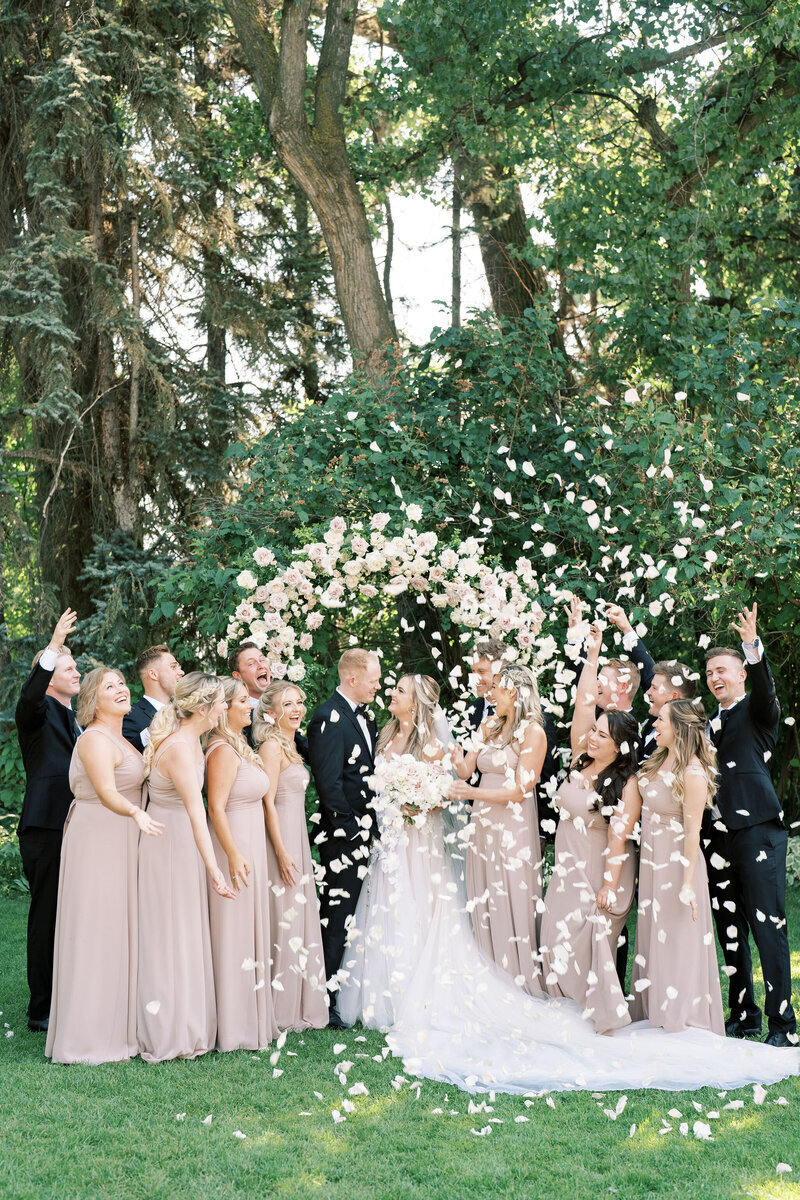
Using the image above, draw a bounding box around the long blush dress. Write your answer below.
[539,773,637,1034]
[206,742,278,1050]
[137,740,216,1062]
[46,727,144,1064]
[266,761,328,1030]
[465,742,544,996]
[630,771,724,1034]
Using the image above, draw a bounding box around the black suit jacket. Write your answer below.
[464,696,489,733]
[122,695,159,750]
[307,692,376,846]
[710,655,782,831]
[15,662,79,834]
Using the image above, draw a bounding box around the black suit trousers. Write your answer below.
[18,827,63,1020]
[704,818,796,1034]
[318,836,370,991]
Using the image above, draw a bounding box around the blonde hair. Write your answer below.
[205,677,262,768]
[484,664,544,748]
[338,648,377,681]
[75,667,126,728]
[603,658,642,702]
[640,698,718,806]
[144,671,224,773]
[252,681,306,765]
[376,674,441,760]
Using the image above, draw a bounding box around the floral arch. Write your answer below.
[220,508,569,705]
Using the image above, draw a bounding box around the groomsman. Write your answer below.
[641,660,696,758]
[15,609,81,1032]
[122,644,184,750]
[307,648,380,1027]
[230,641,270,748]
[566,599,655,724]
[704,603,796,1047]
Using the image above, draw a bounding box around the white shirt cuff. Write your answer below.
[742,638,763,665]
[566,626,584,645]
[621,630,638,652]
[38,647,59,673]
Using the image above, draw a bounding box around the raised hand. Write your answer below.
[49,608,78,651]
[564,595,584,629]
[586,621,603,657]
[133,808,165,838]
[603,603,634,636]
[731,602,758,645]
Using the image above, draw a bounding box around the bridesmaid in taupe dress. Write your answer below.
[47,668,163,1064]
[539,621,641,1034]
[632,699,724,1034]
[206,677,278,1050]
[451,664,548,996]
[137,673,235,1063]
[254,682,328,1031]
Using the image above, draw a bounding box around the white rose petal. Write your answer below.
[145,1000,161,1015]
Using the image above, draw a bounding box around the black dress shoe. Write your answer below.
[764,1031,796,1048]
[27,1017,49,1033]
[327,1011,346,1030]
[725,1017,762,1039]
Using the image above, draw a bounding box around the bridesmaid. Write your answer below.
[452,663,548,996]
[253,682,328,1031]
[540,622,641,1033]
[206,677,278,1051]
[46,668,163,1064]
[137,672,235,1063]
[631,698,724,1033]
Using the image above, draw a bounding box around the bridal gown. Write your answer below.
[338,758,799,1094]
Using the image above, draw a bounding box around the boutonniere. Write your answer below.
[365,708,375,723]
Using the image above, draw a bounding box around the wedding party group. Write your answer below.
[13,594,800,1094]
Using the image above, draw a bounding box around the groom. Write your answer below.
[307,648,381,1027]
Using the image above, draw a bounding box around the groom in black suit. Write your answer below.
[704,603,796,1047]
[307,648,381,1027]
[15,608,81,1031]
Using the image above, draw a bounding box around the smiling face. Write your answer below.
[233,648,270,698]
[645,672,675,716]
[585,712,618,764]
[271,686,305,735]
[345,656,381,705]
[471,657,496,698]
[389,676,415,720]
[202,692,228,732]
[48,653,81,703]
[490,678,516,720]
[148,652,184,700]
[653,702,675,750]
[94,671,131,720]
[706,654,746,708]
[225,684,253,733]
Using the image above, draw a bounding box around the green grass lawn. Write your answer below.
[1,895,799,1200]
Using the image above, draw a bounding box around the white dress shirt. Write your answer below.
[139,695,166,747]
[337,688,372,752]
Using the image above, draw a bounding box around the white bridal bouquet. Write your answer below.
[368,754,452,883]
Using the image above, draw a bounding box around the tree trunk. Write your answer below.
[224,0,396,369]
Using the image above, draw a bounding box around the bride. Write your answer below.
[337,672,799,1094]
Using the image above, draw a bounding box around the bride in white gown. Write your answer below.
[337,674,799,1094]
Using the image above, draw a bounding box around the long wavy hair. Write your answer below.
[75,667,126,728]
[143,671,224,774]
[640,698,718,806]
[484,664,544,748]
[572,708,639,820]
[376,674,441,761]
[252,681,306,765]
[205,677,263,768]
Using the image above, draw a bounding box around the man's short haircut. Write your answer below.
[338,648,376,680]
[652,660,697,698]
[229,641,259,675]
[603,658,642,701]
[473,637,510,663]
[705,646,744,667]
[31,645,72,669]
[134,644,171,681]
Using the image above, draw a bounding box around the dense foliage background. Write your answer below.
[2,0,799,831]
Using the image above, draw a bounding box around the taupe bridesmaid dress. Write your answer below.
[137,739,216,1062]
[630,771,724,1034]
[540,773,636,1034]
[206,742,279,1050]
[266,761,328,1030]
[46,727,144,1064]
[465,742,545,996]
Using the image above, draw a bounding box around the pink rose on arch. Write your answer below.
[306,613,324,630]
[268,591,288,611]
[370,513,391,531]
[351,535,369,556]
[235,602,256,622]
[409,574,429,592]
[253,547,275,568]
[254,585,269,603]
[429,565,445,583]
[329,516,347,535]
[307,543,326,561]
[343,559,362,577]
[439,548,459,571]
[263,611,283,632]
[270,661,288,679]
[283,568,303,589]
[299,632,313,651]
[360,584,378,598]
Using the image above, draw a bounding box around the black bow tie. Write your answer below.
[355,704,368,717]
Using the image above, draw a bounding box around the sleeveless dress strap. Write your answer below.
[77,725,132,757]
[152,736,193,772]
[205,739,242,761]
